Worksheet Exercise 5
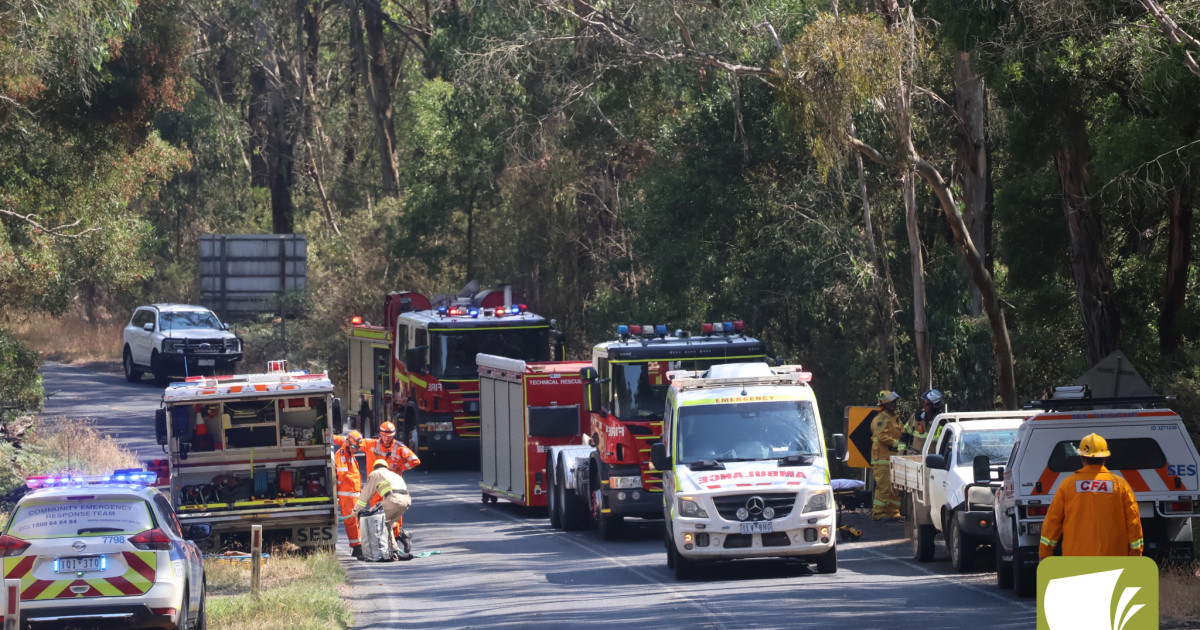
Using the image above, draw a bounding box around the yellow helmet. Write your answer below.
[372,459,388,469]
[877,390,900,404]
[1078,433,1110,458]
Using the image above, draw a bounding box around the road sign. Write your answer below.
[844,406,880,468]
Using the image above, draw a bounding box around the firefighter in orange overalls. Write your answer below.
[335,430,365,559]
[332,422,421,549]
[1038,433,1144,559]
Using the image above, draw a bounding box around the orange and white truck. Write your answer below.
[150,361,343,550]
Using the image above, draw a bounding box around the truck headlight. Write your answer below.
[227,339,242,353]
[678,498,708,518]
[802,490,829,513]
[609,476,642,490]
[433,422,454,432]
[162,340,184,353]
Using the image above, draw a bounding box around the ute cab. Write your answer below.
[1,472,208,629]
[650,363,847,579]
[993,391,1200,597]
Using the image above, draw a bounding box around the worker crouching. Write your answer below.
[356,459,414,561]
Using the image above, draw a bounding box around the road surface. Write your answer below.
[41,362,1036,628]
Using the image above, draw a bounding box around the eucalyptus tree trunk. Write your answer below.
[954,53,992,318]
[349,0,400,197]
[252,0,295,234]
[1160,178,1193,357]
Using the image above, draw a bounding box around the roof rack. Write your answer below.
[1024,395,1175,411]
[667,365,811,391]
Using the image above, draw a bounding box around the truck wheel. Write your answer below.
[597,513,624,541]
[995,535,1014,589]
[948,513,976,572]
[814,546,838,574]
[670,538,698,580]
[152,351,169,386]
[546,458,561,529]
[1012,523,1036,597]
[911,520,935,562]
[558,463,588,531]
[123,347,143,382]
[665,530,675,569]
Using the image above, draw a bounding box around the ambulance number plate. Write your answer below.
[198,359,215,366]
[740,522,773,534]
[57,556,105,573]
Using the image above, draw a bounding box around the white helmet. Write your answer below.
[922,389,944,406]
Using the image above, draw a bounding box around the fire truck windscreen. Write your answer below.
[612,359,728,419]
[677,401,820,463]
[430,328,550,378]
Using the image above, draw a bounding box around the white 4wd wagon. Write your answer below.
[123,304,243,385]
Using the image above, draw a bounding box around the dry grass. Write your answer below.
[7,313,123,365]
[27,418,140,474]
[205,550,351,630]
[1161,564,1200,627]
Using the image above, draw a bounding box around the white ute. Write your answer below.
[650,363,848,579]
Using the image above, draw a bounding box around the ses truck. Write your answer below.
[650,363,847,579]
[150,361,344,550]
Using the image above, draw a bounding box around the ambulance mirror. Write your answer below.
[650,442,668,471]
[155,409,168,446]
[332,397,344,434]
[830,434,848,462]
[973,455,991,484]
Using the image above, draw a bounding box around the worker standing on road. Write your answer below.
[870,390,903,521]
[902,389,943,455]
[355,459,414,561]
[1038,433,1143,559]
[333,421,420,547]
[335,430,365,559]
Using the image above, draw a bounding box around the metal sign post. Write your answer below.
[3,578,20,630]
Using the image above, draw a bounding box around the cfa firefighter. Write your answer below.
[355,459,414,561]
[870,390,903,521]
[334,430,364,559]
[1039,433,1144,558]
[902,389,943,455]
[333,421,420,552]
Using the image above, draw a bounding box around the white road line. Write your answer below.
[858,547,1035,609]
[439,488,736,629]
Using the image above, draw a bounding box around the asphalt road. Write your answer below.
[40,362,1036,628]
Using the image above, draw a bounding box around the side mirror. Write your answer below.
[332,397,344,434]
[222,323,231,331]
[554,331,566,362]
[405,346,428,374]
[184,523,212,540]
[973,455,992,484]
[650,442,668,471]
[580,367,601,413]
[829,433,848,462]
[925,454,947,470]
[155,409,168,446]
[143,322,154,332]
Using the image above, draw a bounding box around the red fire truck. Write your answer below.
[477,354,592,507]
[346,285,561,461]
[544,322,768,539]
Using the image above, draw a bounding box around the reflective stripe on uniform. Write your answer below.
[870,459,890,465]
[1130,538,1144,549]
[337,491,360,497]
[1040,536,1058,548]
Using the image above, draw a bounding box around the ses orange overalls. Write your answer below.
[334,444,362,549]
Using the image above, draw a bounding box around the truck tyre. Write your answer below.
[814,546,838,574]
[546,457,561,529]
[558,462,588,531]
[995,534,1014,589]
[123,347,143,382]
[947,512,976,572]
[670,537,698,580]
[911,520,935,562]
[152,352,169,386]
[597,512,624,541]
[1012,522,1036,597]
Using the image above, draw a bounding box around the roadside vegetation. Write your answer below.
[1161,564,1200,628]
[0,418,138,508]
[204,549,352,630]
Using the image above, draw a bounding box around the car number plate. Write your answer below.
[740,522,773,534]
[198,359,215,366]
[57,556,105,573]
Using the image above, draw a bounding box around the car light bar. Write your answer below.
[27,469,158,490]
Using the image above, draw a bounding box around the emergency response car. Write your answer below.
[648,363,847,579]
[152,362,342,551]
[993,392,1200,597]
[1,472,208,629]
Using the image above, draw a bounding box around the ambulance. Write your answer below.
[993,391,1200,597]
[650,363,847,579]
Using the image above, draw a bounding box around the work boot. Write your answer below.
[351,546,363,560]
[397,528,413,555]
[394,550,413,561]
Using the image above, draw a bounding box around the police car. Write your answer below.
[0,471,208,629]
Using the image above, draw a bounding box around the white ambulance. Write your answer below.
[993,393,1200,597]
[650,363,847,580]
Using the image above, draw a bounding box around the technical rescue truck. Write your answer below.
[476,354,591,507]
[993,390,1200,597]
[151,361,344,551]
[544,321,768,539]
[346,285,559,461]
[649,363,847,579]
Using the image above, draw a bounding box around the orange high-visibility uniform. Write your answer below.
[1039,464,1144,559]
[333,435,421,527]
[334,445,362,548]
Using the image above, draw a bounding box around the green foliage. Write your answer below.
[0,328,42,421]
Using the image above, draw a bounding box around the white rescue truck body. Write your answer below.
[993,395,1200,597]
[650,363,847,579]
[151,362,344,551]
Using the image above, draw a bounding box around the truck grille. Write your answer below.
[712,492,797,521]
[177,339,237,354]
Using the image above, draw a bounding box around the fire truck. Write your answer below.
[150,361,343,551]
[346,284,561,460]
[544,322,768,539]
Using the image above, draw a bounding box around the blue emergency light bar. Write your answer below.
[27,469,158,490]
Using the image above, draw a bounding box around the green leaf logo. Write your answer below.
[1038,557,1158,630]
